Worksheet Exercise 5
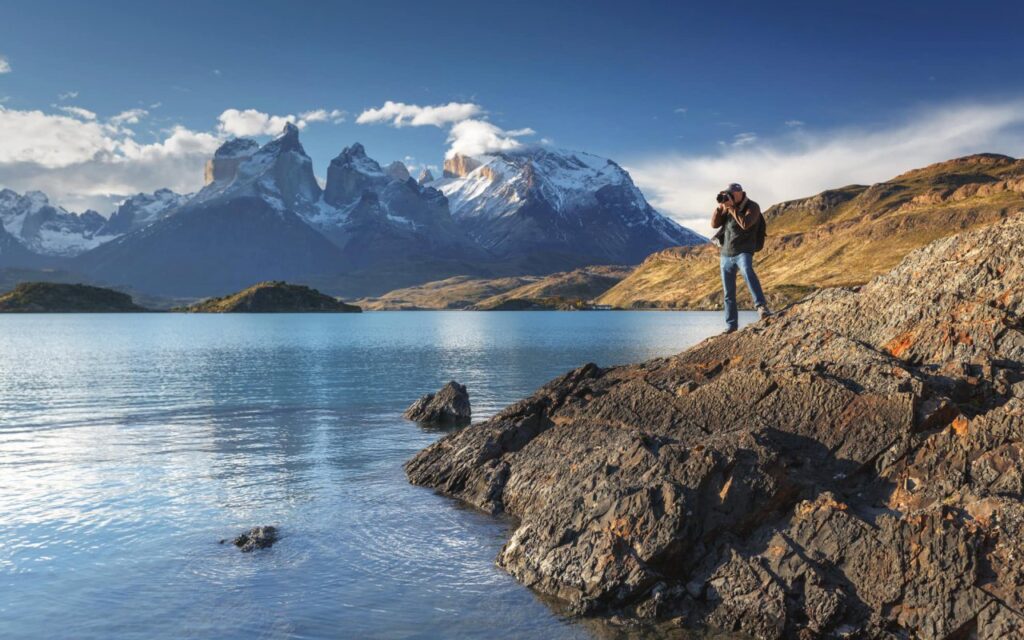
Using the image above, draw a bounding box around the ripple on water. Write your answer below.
[0,311,736,640]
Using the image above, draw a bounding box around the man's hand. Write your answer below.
[711,204,728,229]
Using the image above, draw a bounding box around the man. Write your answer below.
[711,183,770,333]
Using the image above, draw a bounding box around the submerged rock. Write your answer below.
[406,213,1024,638]
[404,381,471,426]
[227,526,278,552]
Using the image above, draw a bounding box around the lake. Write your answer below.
[0,311,753,639]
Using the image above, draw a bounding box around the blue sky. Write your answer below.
[1,0,1023,232]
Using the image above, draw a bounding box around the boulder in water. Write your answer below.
[227,526,278,552]
[404,381,471,426]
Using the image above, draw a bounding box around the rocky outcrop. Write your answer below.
[443,153,482,179]
[404,381,472,426]
[406,213,1024,638]
[183,281,361,313]
[0,282,148,312]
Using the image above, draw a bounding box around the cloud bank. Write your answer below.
[356,100,534,158]
[0,104,345,212]
[627,101,1024,235]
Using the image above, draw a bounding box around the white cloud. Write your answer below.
[0,56,10,74]
[58,90,79,101]
[356,101,483,127]
[784,119,805,128]
[357,100,534,158]
[0,106,220,212]
[299,108,346,124]
[110,108,148,125]
[446,119,534,158]
[216,107,344,137]
[626,100,1024,236]
[674,107,688,114]
[57,105,97,121]
[731,132,758,147]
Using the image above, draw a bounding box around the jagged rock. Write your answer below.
[227,526,278,552]
[403,381,471,426]
[442,153,482,178]
[203,138,259,185]
[417,168,435,184]
[386,161,410,182]
[406,213,1024,638]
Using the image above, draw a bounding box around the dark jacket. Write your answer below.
[711,197,762,257]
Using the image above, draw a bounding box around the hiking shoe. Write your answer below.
[722,326,737,335]
[756,304,772,320]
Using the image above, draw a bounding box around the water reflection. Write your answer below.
[0,311,751,639]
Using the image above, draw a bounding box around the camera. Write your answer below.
[716,191,731,204]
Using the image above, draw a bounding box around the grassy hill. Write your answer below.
[183,281,361,313]
[358,266,632,311]
[598,153,1024,309]
[469,265,631,310]
[0,282,148,312]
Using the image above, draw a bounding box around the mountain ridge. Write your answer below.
[599,152,1024,309]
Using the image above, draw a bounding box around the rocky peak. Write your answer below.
[196,124,321,211]
[258,122,307,157]
[324,143,387,207]
[417,168,435,184]
[443,154,482,178]
[386,161,410,182]
[205,138,259,185]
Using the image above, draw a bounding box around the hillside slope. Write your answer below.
[599,153,1024,309]
[184,281,361,313]
[470,265,632,310]
[358,266,632,310]
[0,282,147,312]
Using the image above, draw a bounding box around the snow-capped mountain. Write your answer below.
[0,189,115,257]
[97,189,190,236]
[195,122,322,214]
[0,218,49,268]
[0,187,188,259]
[308,143,483,271]
[72,124,346,297]
[433,147,704,268]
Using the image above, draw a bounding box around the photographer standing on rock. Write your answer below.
[711,183,770,333]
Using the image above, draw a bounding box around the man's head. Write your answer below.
[721,183,745,206]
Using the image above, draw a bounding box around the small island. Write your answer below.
[0,282,149,312]
[182,281,362,313]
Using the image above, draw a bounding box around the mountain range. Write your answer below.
[0,124,704,298]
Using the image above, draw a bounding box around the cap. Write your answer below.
[727,183,743,192]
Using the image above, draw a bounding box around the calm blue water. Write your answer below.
[0,311,752,639]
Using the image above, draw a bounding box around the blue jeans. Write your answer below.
[720,252,767,330]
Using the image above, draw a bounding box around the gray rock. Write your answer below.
[406,213,1024,638]
[404,381,471,426]
[228,526,278,552]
